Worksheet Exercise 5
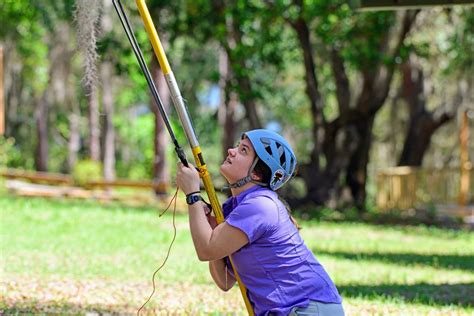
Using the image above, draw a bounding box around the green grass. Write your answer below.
[1,194,473,315]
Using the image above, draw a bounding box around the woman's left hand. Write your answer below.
[176,162,201,195]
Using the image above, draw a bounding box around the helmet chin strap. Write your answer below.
[226,158,268,189]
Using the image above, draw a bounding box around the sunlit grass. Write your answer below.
[1,194,473,315]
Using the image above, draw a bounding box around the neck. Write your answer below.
[230,182,258,197]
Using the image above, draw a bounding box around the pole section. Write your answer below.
[112,0,188,167]
[134,1,254,314]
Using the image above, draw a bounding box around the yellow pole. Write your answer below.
[135,1,254,314]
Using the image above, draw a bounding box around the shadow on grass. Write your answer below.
[339,282,474,307]
[315,249,474,272]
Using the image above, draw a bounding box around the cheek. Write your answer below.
[242,157,255,170]
[220,161,244,179]
[219,163,232,176]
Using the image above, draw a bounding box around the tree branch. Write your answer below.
[330,46,350,114]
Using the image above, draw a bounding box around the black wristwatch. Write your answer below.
[186,192,203,205]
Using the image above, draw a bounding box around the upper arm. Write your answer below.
[203,222,249,261]
[201,194,278,261]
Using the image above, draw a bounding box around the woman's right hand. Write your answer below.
[176,162,201,195]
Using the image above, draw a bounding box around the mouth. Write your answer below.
[224,157,232,164]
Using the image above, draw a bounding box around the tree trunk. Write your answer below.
[47,22,77,173]
[288,11,329,205]
[291,17,326,137]
[398,112,438,166]
[288,7,419,208]
[151,58,170,191]
[217,48,237,159]
[346,116,375,209]
[35,92,49,171]
[234,72,261,129]
[0,45,4,136]
[68,104,81,172]
[88,85,101,161]
[3,41,21,138]
[398,60,454,166]
[100,0,115,180]
[225,9,262,130]
[343,11,420,208]
[101,61,115,180]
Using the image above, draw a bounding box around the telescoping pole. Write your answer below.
[134,1,254,314]
[112,0,188,168]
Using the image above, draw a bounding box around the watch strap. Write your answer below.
[186,192,203,205]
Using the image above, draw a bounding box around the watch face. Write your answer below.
[187,194,201,205]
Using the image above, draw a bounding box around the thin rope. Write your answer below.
[137,187,179,315]
[225,264,228,290]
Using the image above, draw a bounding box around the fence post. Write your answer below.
[459,110,470,206]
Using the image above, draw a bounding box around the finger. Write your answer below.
[177,161,186,170]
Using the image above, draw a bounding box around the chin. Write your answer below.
[219,165,232,182]
[219,165,227,177]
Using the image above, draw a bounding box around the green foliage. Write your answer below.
[114,113,155,180]
[0,136,28,169]
[72,160,103,186]
[444,7,474,76]
[1,0,470,210]
[0,137,18,169]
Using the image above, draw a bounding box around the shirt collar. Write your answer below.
[223,185,266,215]
[237,184,264,203]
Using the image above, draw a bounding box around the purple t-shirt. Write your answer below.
[223,185,342,316]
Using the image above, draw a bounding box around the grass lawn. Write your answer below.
[1,193,473,315]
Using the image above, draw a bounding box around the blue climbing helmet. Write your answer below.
[244,129,297,190]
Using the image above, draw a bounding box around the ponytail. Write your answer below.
[278,196,301,230]
[254,159,301,230]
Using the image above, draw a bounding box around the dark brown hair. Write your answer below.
[253,159,301,230]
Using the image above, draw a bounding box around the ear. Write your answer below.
[251,171,261,181]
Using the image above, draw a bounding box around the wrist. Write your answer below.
[186,191,203,205]
[185,190,200,196]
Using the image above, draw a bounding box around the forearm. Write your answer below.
[188,201,214,261]
[186,197,248,261]
[209,259,236,291]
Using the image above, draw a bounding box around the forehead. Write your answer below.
[240,137,254,150]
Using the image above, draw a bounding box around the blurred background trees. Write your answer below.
[1,0,472,211]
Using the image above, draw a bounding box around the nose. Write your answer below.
[228,147,236,156]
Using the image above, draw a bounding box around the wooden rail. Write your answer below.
[2,169,73,185]
[1,169,168,203]
[85,179,167,193]
[376,166,473,210]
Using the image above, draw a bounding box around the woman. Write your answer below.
[176,129,344,316]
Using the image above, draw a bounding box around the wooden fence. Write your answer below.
[1,169,167,204]
[376,165,473,210]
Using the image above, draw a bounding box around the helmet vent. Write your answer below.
[280,151,286,166]
[261,137,273,155]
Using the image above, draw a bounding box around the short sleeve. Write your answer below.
[225,195,279,243]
